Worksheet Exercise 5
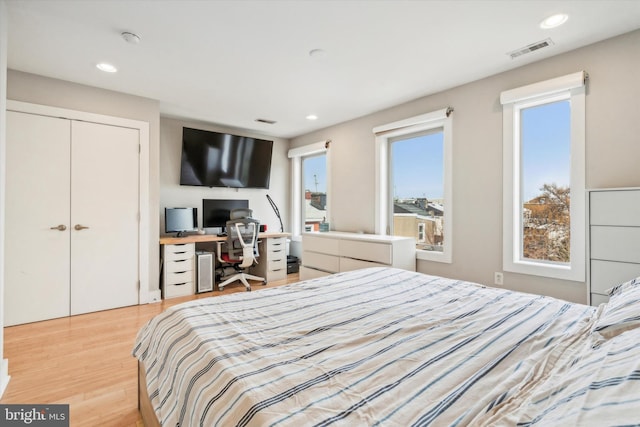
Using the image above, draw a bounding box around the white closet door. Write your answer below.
[4,112,71,326]
[70,121,140,315]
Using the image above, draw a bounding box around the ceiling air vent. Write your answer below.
[507,38,554,59]
[255,118,277,125]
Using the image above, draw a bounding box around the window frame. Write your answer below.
[374,108,453,263]
[288,140,330,241]
[501,71,586,281]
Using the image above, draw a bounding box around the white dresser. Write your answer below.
[588,188,640,305]
[300,232,416,280]
[251,236,288,282]
[163,243,196,298]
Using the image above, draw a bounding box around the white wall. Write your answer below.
[7,70,161,296]
[160,117,290,236]
[290,29,640,304]
[0,0,10,398]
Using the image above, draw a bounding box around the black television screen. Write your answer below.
[165,207,197,236]
[180,127,273,189]
[203,199,249,229]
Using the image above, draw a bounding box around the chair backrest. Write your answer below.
[224,217,260,267]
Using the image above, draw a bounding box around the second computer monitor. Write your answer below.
[202,199,249,229]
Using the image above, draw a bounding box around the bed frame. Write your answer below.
[138,362,161,427]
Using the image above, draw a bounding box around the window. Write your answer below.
[288,141,330,238]
[501,71,586,281]
[374,108,453,263]
[302,154,327,232]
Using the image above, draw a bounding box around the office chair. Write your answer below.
[216,210,266,291]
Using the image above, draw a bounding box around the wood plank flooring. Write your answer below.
[1,274,298,426]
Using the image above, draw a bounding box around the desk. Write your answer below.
[160,232,290,298]
[159,232,290,245]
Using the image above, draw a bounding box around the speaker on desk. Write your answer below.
[196,251,214,293]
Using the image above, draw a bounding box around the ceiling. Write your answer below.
[6,0,640,139]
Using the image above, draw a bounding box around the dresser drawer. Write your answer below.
[590,190,640,226]
[300,266,331,281]
[590,226,640,263]
[339,240,392,265]
[303,235,339,255]
[590,293,609,306]
[302,250,339,273]
[165,270,193,286]
[590,259,640,294]
[164,281,195,299]
[165,258,194,273]
[340,257,386,272]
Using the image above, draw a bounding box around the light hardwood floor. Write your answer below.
[1,274,298,426]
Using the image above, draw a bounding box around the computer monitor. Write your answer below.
[202,199,249,231]
[165,207,197,237]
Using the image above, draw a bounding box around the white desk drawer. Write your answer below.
[590,259,640,294]
[164,281,195,299]
[268,268,287,282]
[165,270,193,286]
[591,226,640,263]
[165,258,194,273]
[302,251,339,273]
[268,258,286,270]
[339,240,392,265]
[267,237,286,251]
[164,244,195,261]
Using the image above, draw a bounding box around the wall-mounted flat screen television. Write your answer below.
[180,127,273,189]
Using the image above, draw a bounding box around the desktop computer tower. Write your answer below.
[196,251,214,293]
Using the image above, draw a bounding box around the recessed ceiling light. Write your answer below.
[306,114,318,120]
[96,62,117,73]
[540,13,568,29]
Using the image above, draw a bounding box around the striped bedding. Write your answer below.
[133,267,640,426]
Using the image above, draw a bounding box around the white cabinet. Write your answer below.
[251,236,287,282]
[300,232,416,280]
[5,106,144,326]
[163,243,196,298]
[588,188,640,305]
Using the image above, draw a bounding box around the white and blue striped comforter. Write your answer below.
[133,267,640,426]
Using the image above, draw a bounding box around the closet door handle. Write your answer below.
[50,224,67,231]
[74,224,90,231]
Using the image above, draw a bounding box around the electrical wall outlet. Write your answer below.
[494,272,504,286]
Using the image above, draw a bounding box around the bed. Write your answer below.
[133,267,640,426]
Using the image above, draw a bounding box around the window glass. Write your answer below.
[390,129,444,252]
[302,154,327,232]
[521,100,571,263]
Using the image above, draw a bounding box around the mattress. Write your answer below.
[133,267,640,426]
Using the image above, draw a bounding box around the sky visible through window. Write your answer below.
[303,154,326,193]
[522,100,570,201]
[303,101,569,201]
[392,131,444,199]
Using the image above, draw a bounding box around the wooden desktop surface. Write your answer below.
[159,232,290,245]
